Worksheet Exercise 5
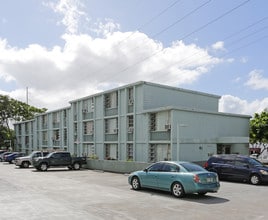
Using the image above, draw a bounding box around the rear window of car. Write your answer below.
[180,163,205,172]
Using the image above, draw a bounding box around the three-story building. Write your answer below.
[14,81,250,162]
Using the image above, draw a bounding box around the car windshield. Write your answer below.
[248,158,263,166]
[180,162,206,172]
[29,151,38,157]
[46,152,54,158]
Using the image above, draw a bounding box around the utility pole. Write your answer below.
[26,87,29,105]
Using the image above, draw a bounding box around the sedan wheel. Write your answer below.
[131,177,141,190]
[172,182,185,198]
[250,174,260,185]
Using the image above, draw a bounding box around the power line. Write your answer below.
[223,16,268,41]
[138,0,182,31]
[151,0,212,38]
[107,0,252,81]
[116,0,212,64]
[222,34,268,57]
[227,25,268,47]
[150,33,268,84]
[80,1,184,82]
[116,0,183,47]
[180,0,251,40]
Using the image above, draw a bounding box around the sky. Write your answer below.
[0,0,268,116]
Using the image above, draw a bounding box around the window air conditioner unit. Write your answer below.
[165,124,171,130]
[128,127,134,133]
[128,99,134,105]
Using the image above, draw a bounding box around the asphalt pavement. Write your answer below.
[0,162,268,220]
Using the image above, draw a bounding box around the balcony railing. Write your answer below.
[150,131,170,141]
[105,108,118,116]
[83,112,94,120]
[83,134,94,142]
[127,133,133,141]
[53,122,60,128]
[105,133,118,142]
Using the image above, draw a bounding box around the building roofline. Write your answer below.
[141,106,251,119]
[69,81,221,103]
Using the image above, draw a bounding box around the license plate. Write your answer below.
[206,177,214,183]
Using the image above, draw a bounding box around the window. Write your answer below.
[64,128,67,145]
[180,163,206,172]
[105,92,118,108]
[83,144,95,157]
[127,144,133,160]
[74,123,78,134]
[42,131,48,141]
[149,144,170,162]
[53,112,60,123]
[105,144,118,160]
[128,87,134,105]
[105,118,118,133]
[42,115,48,128]
[82,100,89,112]
[150,113,156,131]
[53,130,60,140]
[149,144,156,162]
[162,163,180,172]
[148,163,163,171]
[84,121,94,134]
[91,98,94,110]
[127,115,134,132]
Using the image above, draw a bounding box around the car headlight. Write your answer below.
[260,170,268,175]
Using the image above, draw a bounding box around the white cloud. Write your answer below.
[245,70,268,90]
[219,95,268,115]
[211,41,225,51]
[0,1,228,111]
[92,18,121,37]
[44,0,88,34]
[0,32,223,110]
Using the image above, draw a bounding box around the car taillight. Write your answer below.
[193,174,201,183]
[203,162,208,168]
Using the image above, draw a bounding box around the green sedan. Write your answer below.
[128,161,220,198]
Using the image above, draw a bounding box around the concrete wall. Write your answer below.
[87,159,151,173]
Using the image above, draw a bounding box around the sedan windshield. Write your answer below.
[180,162,206,172]
[248,158,263,166]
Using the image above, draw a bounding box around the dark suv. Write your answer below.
[204,154,268,185]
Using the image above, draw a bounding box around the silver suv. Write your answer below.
[15,151,49,168]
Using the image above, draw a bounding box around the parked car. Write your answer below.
[5,152,26,164]
[128,161,220,198]
[32,151,87,171]
[0,152,13,162]
[0,150,7,155]
[15,151,50,168]
[204,154,268,185]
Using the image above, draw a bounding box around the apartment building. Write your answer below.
[14,81,251,162]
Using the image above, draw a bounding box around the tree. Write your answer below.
[0,95,47,149]
[249,109,268,156]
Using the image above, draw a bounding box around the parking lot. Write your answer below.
[0,163,267,220]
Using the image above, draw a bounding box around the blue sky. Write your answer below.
[0,0,268,115]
